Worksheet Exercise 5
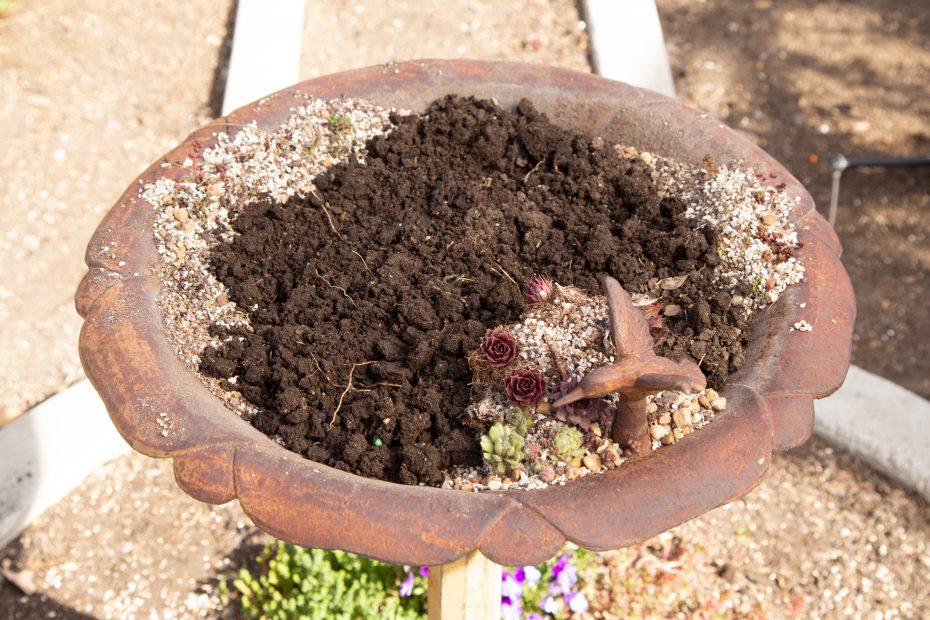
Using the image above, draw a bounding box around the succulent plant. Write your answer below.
[633,295,669,344]
[504,406,535,435]
[479,328,520,368]
[505,366,547,406]
[480,423,525,476]
[551,425,585,462]
[552,377,612,431]
[523,439,544,473]
[524,275,554,305]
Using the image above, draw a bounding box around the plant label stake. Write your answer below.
[427,551,501,620]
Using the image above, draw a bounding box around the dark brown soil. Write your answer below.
[201,96,751,485]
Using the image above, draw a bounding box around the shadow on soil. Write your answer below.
[657,0,930,398]
[0,549,96,620]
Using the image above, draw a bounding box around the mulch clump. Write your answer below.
[200,96,751,485]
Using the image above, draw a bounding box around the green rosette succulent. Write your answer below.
[480,422,525,476]
[504,407,535,436]
[552,425,585,462]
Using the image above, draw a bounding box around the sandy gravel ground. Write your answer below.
[300,0,590,78]
[1,1,928,619]
[2,440,926,619]
[0,0,234,425]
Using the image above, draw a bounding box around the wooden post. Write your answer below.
[428,550,501,620]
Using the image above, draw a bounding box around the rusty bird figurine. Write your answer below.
[552,274,706,455]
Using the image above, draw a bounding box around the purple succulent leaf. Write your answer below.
[552,377,609,430]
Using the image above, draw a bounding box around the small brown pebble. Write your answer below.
[646,402,658,414]
[570,456,583,469]
[663,304,681,317]
[682,426,692,435]
[673,409,692,428]
[687,398,700,413]
[763,213,778,226]
[173,207,189,222]
[583,454,602,471]
[673,428,685,440]
[650,424,670,440]
[215,293,229,306]
[660,434,675,445]
[711,397,727,411]
[602,444,622,468]
[658,414,672,425]
[486,478,502,491]
[566,466,585,480]
[731,295,745,307]
[698,394,712,409]
[590,423,602,438]
[705,388,719,400]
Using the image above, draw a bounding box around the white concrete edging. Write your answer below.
[221,0,306,116]
[0,380,129,550]
[580,0,676,97]
[814,365,930,500]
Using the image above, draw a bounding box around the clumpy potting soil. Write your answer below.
[201,96,752,486]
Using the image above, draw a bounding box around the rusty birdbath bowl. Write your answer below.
[76,60,854,567]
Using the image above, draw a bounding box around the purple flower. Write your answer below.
[419,566,429,578]
[565,591,589,613]
[519,565,541,585]
[547,580,563,597]
[501,571,523,601]
[399,570,415,597]
[501,599,523,620]
[526,615,545,620]
[541,595,563,614]
[556,561,578,591]
[552,553,570,578]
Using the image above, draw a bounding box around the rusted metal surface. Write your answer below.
[76,60,855,566]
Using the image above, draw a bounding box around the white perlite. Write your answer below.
[650,155,805,312]
[143,98,394,413]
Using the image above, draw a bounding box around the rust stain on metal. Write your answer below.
[75,60,855,566]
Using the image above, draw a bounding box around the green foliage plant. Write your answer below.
[219,542,426,620]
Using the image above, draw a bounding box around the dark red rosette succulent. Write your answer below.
[479,328,520,368]
[505,366,547,406]
[552,376,614,431]
[524,275,553,305]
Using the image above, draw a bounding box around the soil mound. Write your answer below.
[201,96,749,485]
